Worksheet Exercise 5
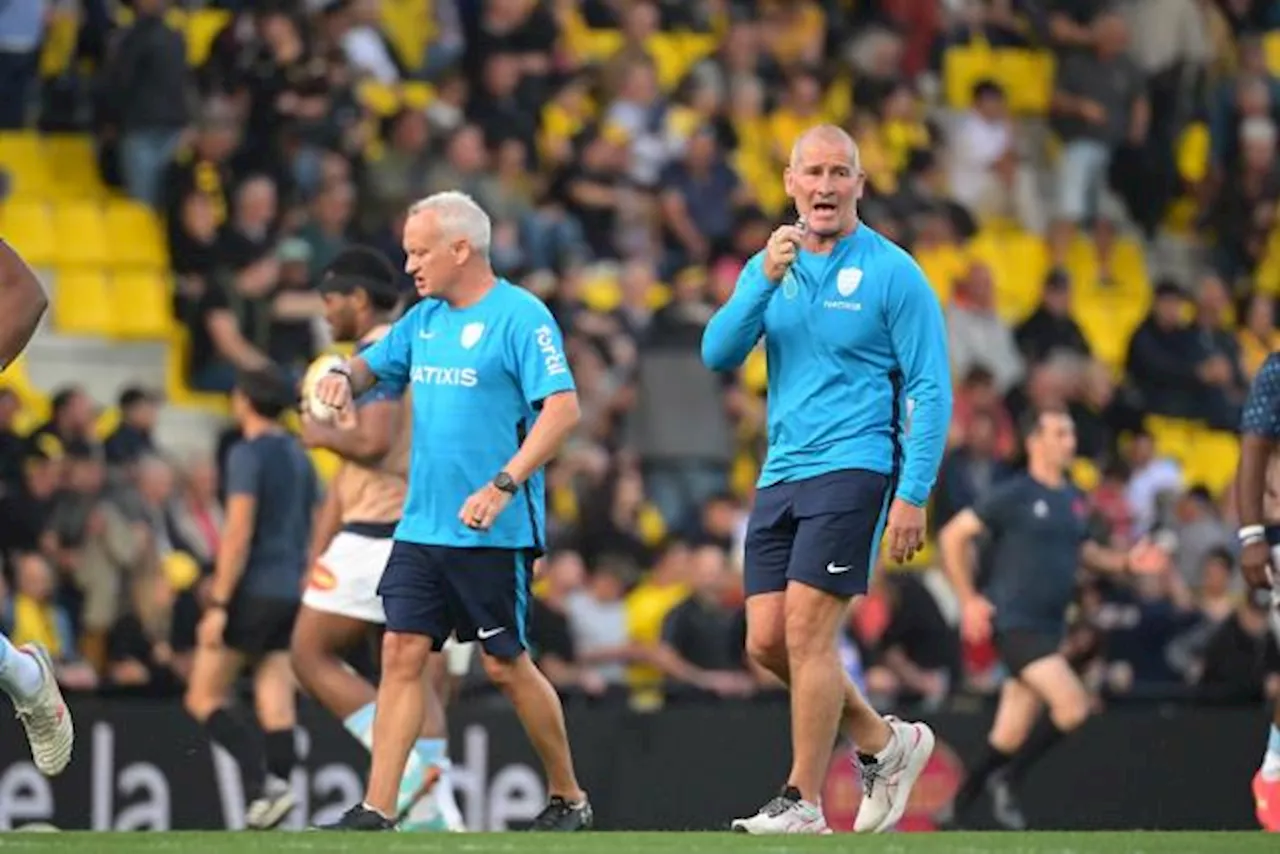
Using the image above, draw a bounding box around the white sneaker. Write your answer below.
[246,775,296,830]
[12,643,73,777]
[852,717,935,833]
[731,787,831,834]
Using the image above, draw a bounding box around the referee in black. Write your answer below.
[183,366,319,830]
[937,405,1168,829]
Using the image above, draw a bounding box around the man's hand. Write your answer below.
[197,608,227,649]
[763,224,804,282]
[1241,538,1274,590]
[459,483,513,531]
[1079,99,1107,125]
[884,498,926,563]
[1126,538,1172,575]
[315,369,354,412]
[961,595,996,644]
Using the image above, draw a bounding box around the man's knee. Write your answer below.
[382,631,432,681]
[480,650,530,690]
[1048,697,1090,733]
[745,624,787,676]
[783,587,846,662]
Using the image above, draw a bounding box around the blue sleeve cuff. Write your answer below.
[895,481,930,508]
[739,254,775,297]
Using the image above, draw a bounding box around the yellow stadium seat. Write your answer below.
[111,271,171,339]
[0,199,56,266]
[1266,31,1280,77]
[310,448,342,484]
[165,326,230,416]
[0,356,51,431]
[991,49,1054,114]
[105,198,167,269]
[39,10,79,79]
[943,44,995,110]
[1184,428,1240,497]
[356,81,402,117]
[1073,290,1142,375]
[741,347,768,394]
[53,269,112,336]
[51,201,109,267]
[914,243,969,306]
[1071,457,1100,492]
[0,131,52,199]
[379,0,434,73]
[46,135,107,199]
[967,228,1048,324]
[94,406,120,441]
[400,82,435,110]
[1144,415,1196,465]
[580,274,621,313]
[1176,122,1210,184]
[184,8,230,67]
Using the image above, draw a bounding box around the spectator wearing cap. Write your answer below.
[105,388,161,468]
[1126,281,1203,419]
[1015,269,1092,367]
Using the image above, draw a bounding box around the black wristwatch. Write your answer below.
[493,471,519,494]
[326,362,353,385]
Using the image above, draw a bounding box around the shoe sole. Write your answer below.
[1255,773,1280,832]
[858,722,936,834]
[19,644,73,777]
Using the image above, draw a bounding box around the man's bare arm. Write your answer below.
[0,240,49,368]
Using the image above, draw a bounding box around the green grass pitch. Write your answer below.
[0,832,1269,853]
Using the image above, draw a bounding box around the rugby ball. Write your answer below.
[301,353,346,422]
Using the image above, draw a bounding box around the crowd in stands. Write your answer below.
[0,0,1278,713]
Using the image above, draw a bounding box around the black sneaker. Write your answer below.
[529,795,593,831]
[315,804,397,831]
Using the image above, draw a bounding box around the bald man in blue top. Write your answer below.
[704,126,952,835]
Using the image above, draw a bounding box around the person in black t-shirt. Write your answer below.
[529,550,607,696]
[655,545,753,699]
[939,406,1169,829]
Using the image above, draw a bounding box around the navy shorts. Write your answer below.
[744,469,892,598]
[378,542,534,660]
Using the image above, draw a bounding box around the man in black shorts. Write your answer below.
[183,366,319,830]
[937,406,1166,829]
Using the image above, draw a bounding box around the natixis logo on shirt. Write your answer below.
[410,365,478,387]
[824,266,863,311]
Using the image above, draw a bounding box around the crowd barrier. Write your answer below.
[0,695,1266,830]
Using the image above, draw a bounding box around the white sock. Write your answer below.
[874,724,901,765]
[1263,724,1280,781]
[0,635,44,700]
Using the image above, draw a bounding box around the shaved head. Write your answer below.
[784,124,864,241]
[789,124,859,170]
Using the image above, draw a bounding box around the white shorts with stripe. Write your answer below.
[303,530,475,676]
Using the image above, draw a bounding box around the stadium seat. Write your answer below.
[1184,428,1240,497]
[0,356,51,431]
[0,131,52,199]
[45,135,107,200]
[379,0,434,74]
[1144,415,1196,465]
[51,201,110,268]
[164,327,230,416]
[111,271,171,339]
[741,348,768,395]
[310,448,342,483]
[0,199,57,266]
[1266,30,1280,77]
[105,199,168,269]
[914,243,969,305]
[356,81,402,117]
[53,269,112,336]
[967,228,1048,324]
[183,8,231,67]
[400,82,435,110]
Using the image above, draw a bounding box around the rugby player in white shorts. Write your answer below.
[293,247,468,831]
[1236,352,1280,833]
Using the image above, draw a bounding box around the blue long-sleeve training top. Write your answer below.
[701,223,952,506]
